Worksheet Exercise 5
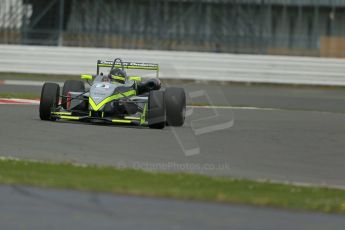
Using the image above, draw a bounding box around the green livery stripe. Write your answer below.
[89,90,136,111]
[112,119,132,123]
[111,75,125,81]
[52,112,72,115]
[81,74,93,80]
[124,116,141,120]
[60,116,80,120]
[128,76,142,82]
[140,103,148,125]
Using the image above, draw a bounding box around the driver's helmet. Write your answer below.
[109,68,126,84]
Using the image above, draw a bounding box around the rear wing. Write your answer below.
[97,60,159,77]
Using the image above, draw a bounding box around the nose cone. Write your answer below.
[90,82,117,108]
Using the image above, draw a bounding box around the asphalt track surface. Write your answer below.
[1,184,344,230]
[1,82,345,229]
[1,83,345,187]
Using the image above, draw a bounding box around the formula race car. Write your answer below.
[39,58,186,129]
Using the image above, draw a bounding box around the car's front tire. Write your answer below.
[165,87,186,126]
[148,90,166,129]
[39,83,60,121]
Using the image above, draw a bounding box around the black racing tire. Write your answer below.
[148,90,166,129]
[61,80,85,109]
[39,83,60,121]
[165,87,186,126]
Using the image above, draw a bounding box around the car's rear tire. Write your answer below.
[39,83,60,121]
[148,90,166,129]
[61,80,85,109]
[165,87,186,126]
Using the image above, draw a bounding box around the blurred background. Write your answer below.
[1,0,345,57]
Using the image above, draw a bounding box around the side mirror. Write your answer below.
[81,74,93,81]
[129,76,142,82]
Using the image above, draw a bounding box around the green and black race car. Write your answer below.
[39,58,186,129]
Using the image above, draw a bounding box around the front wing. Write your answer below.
[51,101,148,126]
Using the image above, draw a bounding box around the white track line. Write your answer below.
[188,105,345,115]
[188,105,276,111]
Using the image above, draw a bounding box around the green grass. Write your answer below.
[1,158,345,214]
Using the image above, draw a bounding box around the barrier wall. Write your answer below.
[0,45,345,86]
